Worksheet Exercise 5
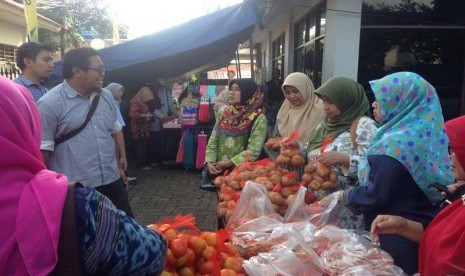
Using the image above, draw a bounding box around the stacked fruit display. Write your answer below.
[215,159,304,220]
[275,148,305,167]
[302,162,337,192]
[263,137,283,151]
[148,215,245,276]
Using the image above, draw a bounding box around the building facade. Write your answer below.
[0,0,61,78]
[252,0,465,119]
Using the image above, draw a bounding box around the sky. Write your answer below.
[111,0,244,39]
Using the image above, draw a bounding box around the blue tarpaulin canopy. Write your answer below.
[50,1,258,85]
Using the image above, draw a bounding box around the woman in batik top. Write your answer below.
[205,79,267,177]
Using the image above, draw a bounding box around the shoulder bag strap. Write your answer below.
[55,95,100,146]
[350,117,362,151]
[55,182,82,275]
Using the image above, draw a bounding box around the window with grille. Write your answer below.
[294,3,326,87]
[272,33,285,76]
[0,44,19,80]
[0,44,17,66]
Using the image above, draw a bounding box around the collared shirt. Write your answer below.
[38,81,122,188]
[13,75,48,102]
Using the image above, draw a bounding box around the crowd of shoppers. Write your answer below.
[3,40,465,275]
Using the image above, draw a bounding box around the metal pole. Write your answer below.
[249,36,254,80]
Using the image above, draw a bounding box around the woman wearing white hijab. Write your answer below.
[105,82,136,183]
[105,82,126,127]
[275,72,326,144]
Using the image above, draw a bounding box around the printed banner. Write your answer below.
[105,5,120,44]
[23,0,38,42]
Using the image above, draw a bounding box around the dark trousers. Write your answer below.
[96,178,134,218]
[134,138,149,168]
[150,131,163,164]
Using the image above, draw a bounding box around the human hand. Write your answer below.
[319,195,333,207]
[317,151,348,167]
[443,181,465,197]
[216,160,233,171]
[319,191,342,207]
[370,215,408,244]
[119,157,128,171]
[207,162,221,175]
[120,169,129,189]
[281,139,300,151]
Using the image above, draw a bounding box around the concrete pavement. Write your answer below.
[126,165,218,231]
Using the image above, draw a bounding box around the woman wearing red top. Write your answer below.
[370,115,465,275]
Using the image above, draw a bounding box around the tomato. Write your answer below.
[202,246,217,261]
[222,242,238,256]
[177,266,195,276]
[166,248,176,268]
[198,260,214,274]
[175,248,195,268]
[226,200,236,210]
[220,269,237,276]
[223,257,244,273]
[171,238,188,258]
[163,228,178,242]
[160,270,175,276]
[205,232,217,247]
[188,236,207,255]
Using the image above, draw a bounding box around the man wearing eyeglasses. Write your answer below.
[13,42,54,102]
[37,47,133,217]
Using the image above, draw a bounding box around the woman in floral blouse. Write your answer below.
[205,79,267,179]
[287,76,378,229]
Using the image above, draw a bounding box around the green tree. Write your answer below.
[14,0,127,53]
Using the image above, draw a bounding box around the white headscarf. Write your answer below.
[105,83,124,104]
[276,72,325,143]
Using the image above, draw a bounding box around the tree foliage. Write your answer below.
[13,0,127,52]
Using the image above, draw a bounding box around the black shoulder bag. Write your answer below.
[54,182,82,275]
[55,95,100,146]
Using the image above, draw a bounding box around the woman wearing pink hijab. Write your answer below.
[0,76,166,275]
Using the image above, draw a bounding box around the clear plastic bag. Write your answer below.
[226,181,283,232]
[284,186,340,228]
[231,216,284,258]
[341,264,407,276]
[316,228,406,275]
[242,229,325,276]
[311,225,354,255]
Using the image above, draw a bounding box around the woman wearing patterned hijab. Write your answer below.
[205,79,267,177]
[370,115,465,276]
[333,72,454,274]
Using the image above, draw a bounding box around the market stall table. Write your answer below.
[162,119,182,165]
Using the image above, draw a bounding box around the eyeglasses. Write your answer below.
[87,66,105,75]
